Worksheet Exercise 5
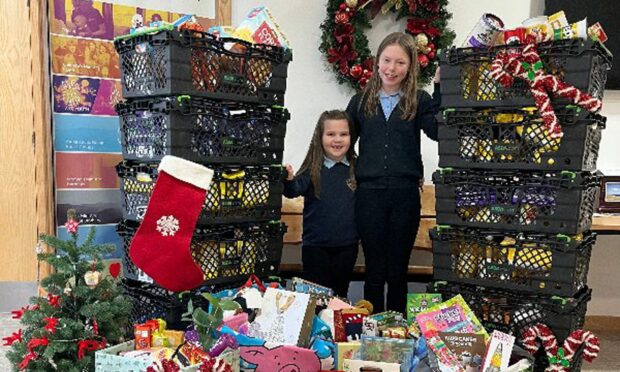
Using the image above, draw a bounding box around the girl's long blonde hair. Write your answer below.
[361,32,419,120]
[297,110,357,198]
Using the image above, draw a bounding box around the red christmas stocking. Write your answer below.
[129,156,213,291]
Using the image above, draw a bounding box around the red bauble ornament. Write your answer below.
[339,3,347,10]
[362,69,373,79]
[428,51,436,59]
[359,77,368,88]
[418,54,429,68]
[335,11,350,24]
[350,64,363,79]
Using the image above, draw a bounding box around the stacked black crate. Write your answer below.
[112,29,291,327]
[429,38,611,370]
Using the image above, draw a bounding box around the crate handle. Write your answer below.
[222,170,246,180]
[560,170,576,180]
[551,295,569,306]
[556,234,571,243]
[113,23,175,42]
[438,167,453,175]
[436,225,451,233]
[442,108,455,116]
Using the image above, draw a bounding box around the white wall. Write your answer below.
[232,0,620,316]
[232,0,547,181]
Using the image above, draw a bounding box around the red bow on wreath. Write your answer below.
[418,0,441,13]
[521,323,600,372]
[333,24,354,44]
[2,329,23,346]
[490,42,602,139]
[406,16,440,38]
[328,45,358,75]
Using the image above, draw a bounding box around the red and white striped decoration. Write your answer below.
[521,323,600,371]
[490,43,602,139]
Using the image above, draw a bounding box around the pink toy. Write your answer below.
[241,344,321,372]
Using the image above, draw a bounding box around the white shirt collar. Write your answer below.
[324,156,350,169]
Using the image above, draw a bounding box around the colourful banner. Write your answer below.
[53,75,122,115]
[51,35,119,79]
[50,0,218,260]
[50,0,216,40]
[55,152,122,189]
[56,189,122,225]
[54,114,121,153]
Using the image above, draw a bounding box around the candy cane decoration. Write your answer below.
[563,329,600,363]
[490,43,602,139]
[521,323,558,358]
[521,323,600,372]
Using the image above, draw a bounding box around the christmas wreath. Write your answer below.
[320,0,456,90]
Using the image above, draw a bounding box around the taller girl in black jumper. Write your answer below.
[346,32,440,313]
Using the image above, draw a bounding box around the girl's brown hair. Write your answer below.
[361,32,419,120]
[297,110,357,198]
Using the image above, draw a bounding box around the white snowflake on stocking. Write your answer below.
[156,215,180,236]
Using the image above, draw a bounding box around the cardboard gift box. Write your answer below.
[232,6,290,49]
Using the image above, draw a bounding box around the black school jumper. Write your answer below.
[346,85,440,313]
[283,164,358,297]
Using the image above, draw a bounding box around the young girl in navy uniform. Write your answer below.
[284,110,358,298]
[346,32,441,313]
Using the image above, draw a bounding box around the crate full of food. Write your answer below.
[117,160,285,224]
[117,96,288,164]
[438,106,605,171]
[440,38,611,108]
[432,225,595,296]
[114,29,291,104]
[434,169,600,234]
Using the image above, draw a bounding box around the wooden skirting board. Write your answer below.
[279,186,620,278]
[584,316,620,332]
[280,185,436,277]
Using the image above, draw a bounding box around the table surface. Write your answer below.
[592,214,620,232]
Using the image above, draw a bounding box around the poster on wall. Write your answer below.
[49,0,219,258]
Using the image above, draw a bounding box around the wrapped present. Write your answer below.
[360,336,415,365]
[247,288,316,347]
[292,277,335,297]
[362,311,404,337]
[334,308,369,342]
[336,342,361,371]
[232,6,290,49]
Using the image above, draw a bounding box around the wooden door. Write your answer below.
[0,0,53,281]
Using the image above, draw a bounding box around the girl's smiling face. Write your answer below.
[378,44,411,93]
[322,118,351,162]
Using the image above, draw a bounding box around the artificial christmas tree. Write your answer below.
[4,210,132,372]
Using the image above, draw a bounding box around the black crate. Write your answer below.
[117,96,289,164]
[432,226,595,297]
[114,30,292,104]
[440,39,612,108]
[438,106,605,171]
[117,160,284,224]
[118,219,285,286]
[428,282,591,351]
[120,278,212,330]
[434,169,600,234]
